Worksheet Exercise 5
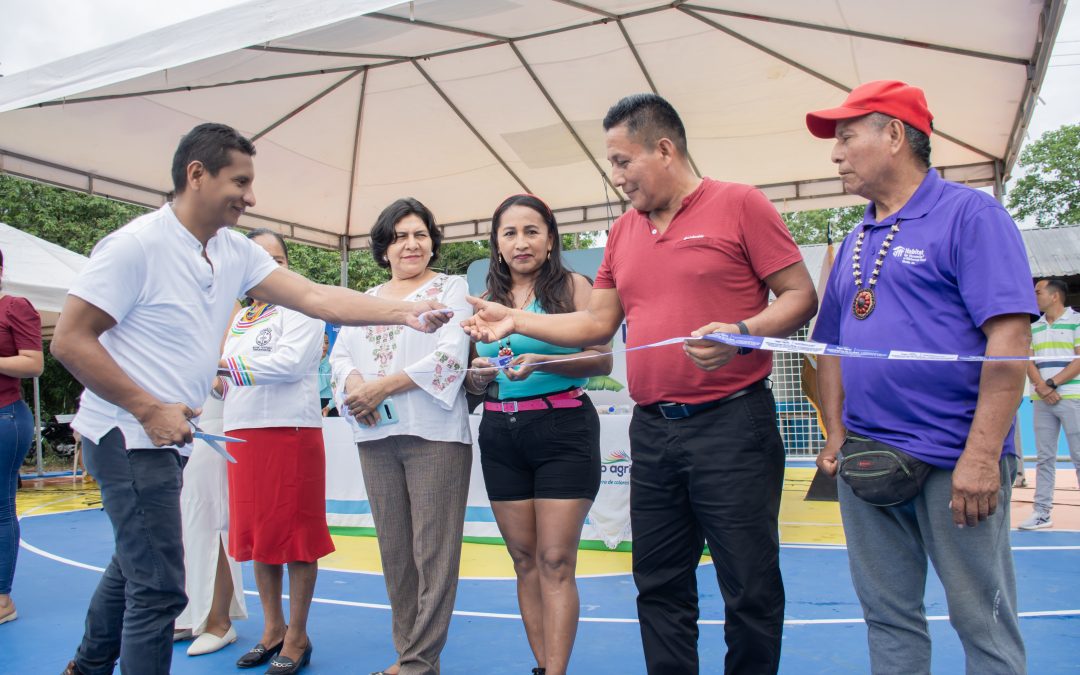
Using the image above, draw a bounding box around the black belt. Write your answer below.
[643,379,769,420]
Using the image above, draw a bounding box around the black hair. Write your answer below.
[246,228,289,263]
[867,113,932,168]
[171,123,256,195]
[485,194,576,315]
[602,93,688,155]
[369,198,442,269]
[1046,278,1069,301]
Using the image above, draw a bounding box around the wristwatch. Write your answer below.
[735,321,751,356]
[1046,378,1058,390]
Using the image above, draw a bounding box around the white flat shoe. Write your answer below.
[173,628,193,642]
[0,610,17,625]
[187,626,238,656]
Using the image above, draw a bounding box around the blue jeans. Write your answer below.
[74,429,187,675]
[0,399,33,595]
[838,454,1025,674]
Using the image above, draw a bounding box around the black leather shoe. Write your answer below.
[236,640,284,668]
[531,669,546,675]
[265,642,312,674]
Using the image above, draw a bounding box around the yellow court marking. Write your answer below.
[326,468,844,578]
[16,479,101,517]
[15,469,844,579]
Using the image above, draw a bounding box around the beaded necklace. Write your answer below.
[851,221,901,320]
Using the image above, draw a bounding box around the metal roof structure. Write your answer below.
[0,0,1067,254]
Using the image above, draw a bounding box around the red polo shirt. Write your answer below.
[595,178,803,405]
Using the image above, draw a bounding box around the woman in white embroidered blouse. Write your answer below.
[329,199,471,675]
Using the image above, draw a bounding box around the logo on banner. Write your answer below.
[601,449,632,482]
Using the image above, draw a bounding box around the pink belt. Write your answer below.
[484,388,585,413]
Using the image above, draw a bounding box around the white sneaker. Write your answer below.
[187,626,237,656]
[1018,513,1053,530]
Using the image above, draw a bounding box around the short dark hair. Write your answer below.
[246,228,288,263]
[1045,278,1069,301]
[171,123,256,195]
[867,112,932,168]
[602,93,688,155]
[369,198,442,269]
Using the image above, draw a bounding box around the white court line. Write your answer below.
[18,508,1080,625]
[21,532,1080,626]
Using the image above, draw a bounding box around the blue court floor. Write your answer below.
[2,468,1078,674]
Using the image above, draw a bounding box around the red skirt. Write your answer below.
[226,426,336,564]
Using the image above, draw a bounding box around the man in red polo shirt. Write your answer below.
[463,93,816,674]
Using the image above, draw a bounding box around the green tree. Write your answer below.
[1008,123,1080,228]
[0,175,149,255]
[781,205,864,245]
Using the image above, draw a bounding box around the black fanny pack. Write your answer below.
[838,434,934,507]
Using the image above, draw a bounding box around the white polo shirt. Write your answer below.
[69,204,278,450]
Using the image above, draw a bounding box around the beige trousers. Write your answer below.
[358,435,472,675]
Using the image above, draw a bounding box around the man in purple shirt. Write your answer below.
[807,81,1036,673]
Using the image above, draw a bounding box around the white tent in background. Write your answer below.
[0,223,88,474]
[0,222,88,339]
[0,0,1066,270]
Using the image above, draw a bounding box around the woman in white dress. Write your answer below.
[174,393,248,655]
[330,198,472,675]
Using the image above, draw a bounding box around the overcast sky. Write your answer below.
[0,0,1077,160]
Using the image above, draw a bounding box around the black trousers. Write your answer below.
[630,387,786,675]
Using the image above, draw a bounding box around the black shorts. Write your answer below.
[478,393,601,501]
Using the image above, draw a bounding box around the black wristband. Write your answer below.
[735,321,751,355]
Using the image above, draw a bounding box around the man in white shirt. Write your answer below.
[1021,278,1080,530]
[51,123,450,675]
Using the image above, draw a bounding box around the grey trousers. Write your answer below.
[1032,399,1080,514]
[838,454,1026,675]
[358,435,471,675]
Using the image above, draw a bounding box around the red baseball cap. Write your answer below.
[805,80,933,139]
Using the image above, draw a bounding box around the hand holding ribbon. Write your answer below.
[684,322,741,371]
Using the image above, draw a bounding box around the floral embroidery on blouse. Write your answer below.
[364,325,404,377]
[430,350,462,392]
[365,274,452,380]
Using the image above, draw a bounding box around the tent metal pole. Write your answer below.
[993,160,1005,203]
[339,236,349,288]
[33,376,43,475]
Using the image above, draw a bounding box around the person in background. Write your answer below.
[218,229,332,675]
[464,194,612,675]
[0,246,44,626]
[319,333,338,417]
[1021,278,1080,530]
[331,198,472,675]
[174,303,249,656]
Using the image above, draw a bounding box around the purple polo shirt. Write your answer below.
[812,169,1037,468]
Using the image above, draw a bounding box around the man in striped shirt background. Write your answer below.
[1022,278,1080,530]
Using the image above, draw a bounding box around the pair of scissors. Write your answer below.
[189,421,243,463]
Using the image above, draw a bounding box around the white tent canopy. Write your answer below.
[0,222,88,339]
[0,0,1065,252]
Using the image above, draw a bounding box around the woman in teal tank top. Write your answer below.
[464,194,611,675]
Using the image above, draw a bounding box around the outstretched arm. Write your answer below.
[462,286,624,348]
[248,267,450,333]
